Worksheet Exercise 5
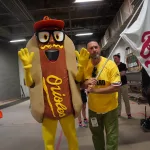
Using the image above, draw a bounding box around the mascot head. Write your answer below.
[34,16,65,62]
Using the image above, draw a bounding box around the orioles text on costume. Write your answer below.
[46,75,67,117]
[43,77,56,117]
[40,44,64,50]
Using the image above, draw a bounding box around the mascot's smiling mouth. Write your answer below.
[45,49,59,61]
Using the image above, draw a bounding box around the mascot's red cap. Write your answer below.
[34,16,65,32]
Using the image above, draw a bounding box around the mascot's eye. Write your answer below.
[44,35,48,40]
[38,31,50,43]
[53,31,64,42]
[56,34,59,39]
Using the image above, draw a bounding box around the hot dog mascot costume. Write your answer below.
[18,16,89,150]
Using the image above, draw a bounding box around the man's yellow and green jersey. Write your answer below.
[83,56,121,113]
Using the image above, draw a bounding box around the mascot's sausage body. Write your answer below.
[18,16,83,150]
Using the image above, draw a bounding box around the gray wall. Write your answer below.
[0,42,20,101]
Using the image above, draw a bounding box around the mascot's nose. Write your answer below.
[45,49,59,61]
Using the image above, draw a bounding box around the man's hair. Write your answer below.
[86,40,99,48]
[113,54,120,59]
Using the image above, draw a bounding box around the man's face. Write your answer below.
[87,41,100,59]
[113,56,120,64]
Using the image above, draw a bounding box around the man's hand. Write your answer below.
[86,78,97,93]
[18,48,34,69]
[87,85,96,93]
[87,78,97,86]
[83,78,97,89]
[120,71,126,76]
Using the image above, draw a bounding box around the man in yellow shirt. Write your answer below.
[79,41,121,150]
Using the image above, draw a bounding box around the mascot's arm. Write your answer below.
[18,48,34,87]
[75,48,90,82]
[75,64,84,82]
[24,68,34,87]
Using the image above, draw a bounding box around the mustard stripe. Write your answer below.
[42,77,56,117]
[40,44,64,50]
[53,44,64,49]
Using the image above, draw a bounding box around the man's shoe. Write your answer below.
[83,118,88,127]
[78,121,82,127]
[128,114,132,119]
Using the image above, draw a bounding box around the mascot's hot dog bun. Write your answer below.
[26,17,82,123]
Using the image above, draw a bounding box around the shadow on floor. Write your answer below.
[119,117,150,145]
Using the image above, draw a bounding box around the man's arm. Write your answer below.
[120,63,127,76]
[88,85,120,94]
[88,61,121,93]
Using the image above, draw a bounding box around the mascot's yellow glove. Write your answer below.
[18,48,34,87]
[75,48,90,82]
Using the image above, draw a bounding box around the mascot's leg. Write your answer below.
[42,117,58,150]
[60,115,79,150]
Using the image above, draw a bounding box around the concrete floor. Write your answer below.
[0,100,150,150]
